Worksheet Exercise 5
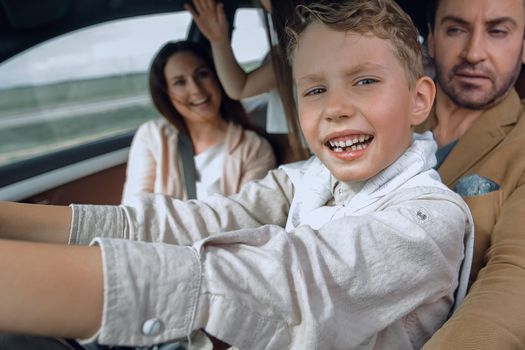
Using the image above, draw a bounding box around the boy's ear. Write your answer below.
[410,76,436,126]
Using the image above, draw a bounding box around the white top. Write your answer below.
[194,141,225,200]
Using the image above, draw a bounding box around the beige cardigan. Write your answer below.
[121,119,276,203]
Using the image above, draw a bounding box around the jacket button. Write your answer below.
[416,210,427,221]
[142,318,163,336]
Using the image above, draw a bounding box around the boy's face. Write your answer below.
[293,23,428,182]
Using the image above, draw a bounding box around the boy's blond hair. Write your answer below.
[286,0,423,87]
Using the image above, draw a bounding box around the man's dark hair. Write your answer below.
[425,0,439,32]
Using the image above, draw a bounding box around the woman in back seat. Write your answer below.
[186,0,311,163]
[121,40,275,204]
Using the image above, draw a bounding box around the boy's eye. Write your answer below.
[304,87,326,96]
[356,78,378,86]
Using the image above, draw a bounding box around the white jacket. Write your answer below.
[70,132,472,349]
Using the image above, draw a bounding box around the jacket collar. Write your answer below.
[281,132,445,230]
[424,89,521,186]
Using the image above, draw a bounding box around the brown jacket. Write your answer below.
[421,90,525,349]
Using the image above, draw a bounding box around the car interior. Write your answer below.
[4,3,525,350]
[0,0,431,207]
[0,0,267,204]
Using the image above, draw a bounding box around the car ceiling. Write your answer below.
[0,0,427,64]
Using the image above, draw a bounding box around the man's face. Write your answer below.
[293,23,430,182]
[428,0,525,109]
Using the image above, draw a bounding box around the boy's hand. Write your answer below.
[185,0,229,45]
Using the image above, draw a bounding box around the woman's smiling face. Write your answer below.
[164,51,223,127]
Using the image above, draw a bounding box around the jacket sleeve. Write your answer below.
[90,191,468,348]
[70,169,293,246]
[423,180,525,350]
[121,122,157,205]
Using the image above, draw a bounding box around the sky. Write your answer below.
[0,9,269,89]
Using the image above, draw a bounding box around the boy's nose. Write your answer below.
[324,91,355,121]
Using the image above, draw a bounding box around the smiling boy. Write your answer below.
[294,23,430,182]
[0,1,472,349]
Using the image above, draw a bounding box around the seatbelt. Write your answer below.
[177,132,197,199]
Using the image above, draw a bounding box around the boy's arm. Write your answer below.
[0,169,291,246]
[0,201,71,244]
[0,189,466,346]
[87,190,468,347]
[0,239,102,340]
[0,170,289,342]
[70,169,293,246]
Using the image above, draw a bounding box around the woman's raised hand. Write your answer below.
[185,0,229,45]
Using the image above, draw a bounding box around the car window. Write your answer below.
[231,8,269,72]
[0,12,191,168]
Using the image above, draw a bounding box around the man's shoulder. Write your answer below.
[494,97,525,143]
[444,97,525,194]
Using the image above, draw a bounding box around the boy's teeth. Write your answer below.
[327,134,373,152]
[329,134,371,149]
